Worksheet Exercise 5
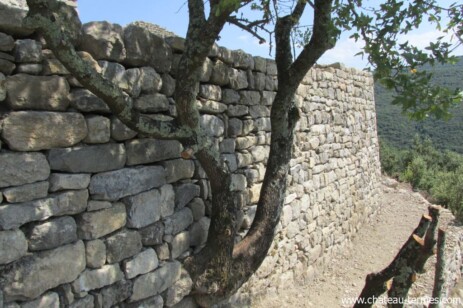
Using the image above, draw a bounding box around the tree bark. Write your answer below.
[430,228,446,308]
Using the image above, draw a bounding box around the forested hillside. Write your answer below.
[375,56,463,153]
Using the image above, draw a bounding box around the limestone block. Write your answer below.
[15,63,42,75]
[250,145,270,162]
[140,221,164,246]
[266,60,278,75]
[85,239,106,268]
[48,143,126,173]
[0,152,49,188]
[161,73,176,96]
[0,229,27,264]
[98,60,125,87]
[227,105,249,117]
[162,159,195,183]
[130,261,181,302]
[69,89,111,113]
[134,93,169,112]
[123,189,163,229]
[110,116,137,141]
[87,200,112,212]
[220,139,235,154]
[14,39,42,63]
[76,202,126,240]
[154,243,170,261]
[187,198,205,221]
[222,88,240,104]
[0,33,14,52]
[236,152,252,168]
[2,181,49,203]
[0,0,34,36]
[210,60,230,86]
[0,190,88,230]
[120,68,142,97]
[199,84,221,101]
[200,57,213,82]
[248,71,266,91]
[228,118,243,137]
[230,174,247,191]
[253,56,267,72]
[21,292,59,308]
[123,23,172,73]
[163,269,193,307]
[222,154,237,172]
[72,264,124,293]
[199,114,224,137]
[69,295,94,308]
[42,58,69,75]
[239,90,261,105]
[123,248,159,279]
[99,279,133,308]
[3,241,85,302]
[105,229,142,263]
[229,69,248,89]
[5,74,69,110]
[80,21,126,62]
[89,166,166,201]
[174,184,200,209]
[189,217,210,247]
[164,208,194,235]
[83,115,110,144]
[255,117,271,131]
[49,173,91,192]
[232,50,254,70]
[26,216,77,251]
[197,100,227,114]
[218,46,233,64]
[126,295,163,308]
[125,139,182,166]
[170,231,190,259]
[0,58,15,74]
[139,66,162,94]
[265,75,278,91]
[250,105,271,118]
[236,136,257,150]
[1,112,87,151]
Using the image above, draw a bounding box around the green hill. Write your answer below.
[375,56,463,153]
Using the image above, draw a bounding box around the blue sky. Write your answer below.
[77,0,462,69]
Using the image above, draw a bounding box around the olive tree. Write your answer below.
[24,0,462,306]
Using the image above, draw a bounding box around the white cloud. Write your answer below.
[318,37,366,69]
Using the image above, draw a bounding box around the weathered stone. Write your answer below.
[250,105,270,118]
[130,261,182,302]
[21,292,60,308]
[0,58,15,74]
[187,198,205,221]
[233,50,254,69]
[249,183,262,204]
[267,60,278,75]
[0,0,34,36]
[49,173,91,192]
[2,181,48,203]
[134,93,169,112]
[230,174,247,191]
[2,112,87,151]
[0,33,14,52]
[164,208,194,236]
[170,231,190,259]
[189,217,210,248]
[123,189,163,229]
[251,145,270,162]
[154,243,170,261]
[0,152,49,189]
[163,269,193,307]
[229,69,248,89]
[171,296,198,308]
[0,72,5,101]
[48,143,126,173]
[0,229,27,264]
[222,154,238,172]
[6,74,69,110]
[83,115,111,144]
[100,279,133,308]
[123,248,159,279]
[197,100,227,114]
[255,117,271,131]
[69,89,111,113]
[227,105,249,117]
[120,68,142,97]
[123,23,172,72]
[0,190,88,230]
[220,139,236,154]
[139,66,162,93]
[69,295,94,308]
[105,229,142,263]
[87,200,111,212]
[200,57,213,82]
[3,241,85,302]
[236,136,256,150]
[222,89,240,104]
[89,166,166,201]
[253,56,267,72]
[14,39,42,63]
[175,184,200,209]
[165,36,185,51]
[261,92,275,106]
[161,159,195,183]
[210,60,230,86]
[85,239,106,268]
[228,118,243,137]
[236,152,252,168]
[16,63,42,75]
[98,61,125,88]
[126,295,163,308]
[72,264,124,293]
[126,139,182,165]
[199,84,221,101]
[161,74,176,96]
[239,90,261,105]
[26,216,77,251]
[139,222,164,246]
[110,116,137,141]
[76,202,126,240]
[42,58,69,75]
[80,21,126,62]
[199,114,224,137]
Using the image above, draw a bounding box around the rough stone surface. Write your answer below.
[99,279,133,308]
[2,181,49,203]
[139,221,164,246]
[174,184,200,209]
[0,58,15,74]
[69,295,94,308]
[123,189,163,229]
[69,89,111,113]
[0,0,34,36]
[199,114,224,137]
[0,33,14,52]
[80,21,126,62]
[110,116,137,141]
[162,159,195,183]
[1,112,87,151]
[3,241,85,301]
[123,248,159,279]
[163,269,193,307]
[49,173,91,192]
[85,239,106,268]
[164,208,194,235]
[21,292,60,308]
[105,229,142,263]
[188,198,206,221]
[134,93,169,112]
[76,202,126,240]
[83,115,111,144]
[189,217,210,247]
[139,66,162,93]
[14,39,42,63]
[170,231,190,259]
[0,229,27,264]
[72,264,124,293]
[26,216,77,251]
[126,139,182,165]
[89,166,166,201]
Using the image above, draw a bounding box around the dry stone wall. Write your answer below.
[0,2,381,307]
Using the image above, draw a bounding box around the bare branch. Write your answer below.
[227,16,269,44]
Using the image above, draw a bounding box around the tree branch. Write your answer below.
[226,16,269,44]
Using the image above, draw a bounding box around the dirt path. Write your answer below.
[254,177,459,308]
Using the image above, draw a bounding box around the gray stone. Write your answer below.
[187,198,205,221]
[48,143,126,173]
[21,292,59,308]
[199,84,221,101]
[130,261,182,302]
[126,139,182,165]
[124,23,172,72]
[189,217,210,248]
[236,152,252,168]
[98,61,126,88]
[0,152,48,188]
[251,145,269,162]
[253,56,267,72]
[164,208,194,235]
[210,60,230,86]
[0,229,27,264]
[175,184,200,209]
[0,33,14,52]
[230,174,247,191]
[163,269,193,307]
[228,118,243,137]
[267,60,278,75]
[170,231,190,259]
[0,0,34,36]
[105,229,142,263]
[161,74,176,96]
[250,105,270,118]
[123,189,163,229]
[0,190,88,230]
[110,116,137,141]
[126,295,163,308]
[89,166,166,201]
[15,63,42,75]
[222,89,240,104]
[2,111,87,151]
[140,221,165,246]
[42,58,69,75]
[49,173,91,192]
[165,36,185,52]
[162,159,195,183]
[255,117,271,131]
[2,181,49,203]
[87,200,111,212]
[199,114,224,137]
[134,93,169,112]
[171,296,198,308]
[218,46,233,64]
[139,66,162,94]
[0,72,5,101]
[197,100,227,114]
[120,68,142,97]
[69,295,94,308]
[154,243,170,261]
[220,139,235,154]
[200,57,213,82]
[14,39,42,63]
[85,239,106,268]
[123,248,159,279]
[233,50,254,69]
[26,216,77,251]
[80,21,126,62]
[3,241,85,302]
[99,279,133,308]
[5,74,69,110]
[229,69,248,89]
[83,115,111,144]
[222,154,238,172]
[76,202,126,240]
[0,58,15,74]
[239,90,261,105]
[72,264,124,293]
[69,89,111,113]
[265,75,278,91]
[227,105,249,117]
[236,136,256,150]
